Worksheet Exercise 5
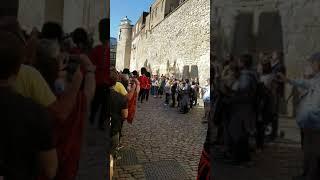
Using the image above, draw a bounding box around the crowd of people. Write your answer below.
[109,67,211,162]
[0,15,110,180]
[198,51,320,180]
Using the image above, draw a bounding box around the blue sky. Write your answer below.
[110,0,154,39]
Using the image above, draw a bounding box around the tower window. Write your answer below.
[119,30,121,40]
[170,4,174,12]
[162,0,164,10]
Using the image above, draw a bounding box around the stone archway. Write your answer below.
[231,13,255,57]
[257,11,286,114]
[256,11,283,54]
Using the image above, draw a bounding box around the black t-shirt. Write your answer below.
[110,89,128,136]
[0,87,54,180]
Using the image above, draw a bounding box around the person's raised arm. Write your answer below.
[277,72,310,90]
[79,54,96,102]
[48,67,82,121]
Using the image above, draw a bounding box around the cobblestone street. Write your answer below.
[112,97,305,180]
[212,117,304,180]
[72,96,305,180]
[77,119,109,180]
[112,97,207,180]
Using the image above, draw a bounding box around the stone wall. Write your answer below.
[213,0,320,116]
[18,0,46,32]
[130,0,210,86]
[116,23,133,70]
[18,0,107,45]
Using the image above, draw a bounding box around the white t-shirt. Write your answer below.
[154,80,159,87]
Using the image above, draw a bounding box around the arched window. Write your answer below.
[170,4,174,12]
[161,0,164,11]
[119,29,121,40]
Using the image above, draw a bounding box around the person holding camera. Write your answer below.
[35,39,95,180]
[278,53,320,180]
[123,69,140,123]
[89,18,110,130]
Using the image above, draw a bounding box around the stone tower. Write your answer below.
[116,16,133,71]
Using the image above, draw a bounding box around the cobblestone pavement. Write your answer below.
[77,113,109,180]
[211,116,304,180]
[112,97,305,180]
[112,97,208,180]
[212,142,303,180]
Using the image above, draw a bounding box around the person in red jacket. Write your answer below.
[145,71,152,101]
[89,18,110,130]
[138,67,149,103]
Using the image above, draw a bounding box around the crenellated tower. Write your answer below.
[115,16,133,71]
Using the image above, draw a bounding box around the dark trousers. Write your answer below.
[256,121,265,149]
[303,129,320,180]
[154,87,159,96]
[190,95,193,109]
[165,93,170,104]
[177,95,180,107]
[171,93,176,107]
[272,114,279,139]
[233,134,250,162]
[138,89,147,103]
[119,120,124,141]
[272,96,280,138]
[216,125,224,144]
[145,89,150,101]
[89,84,109,129]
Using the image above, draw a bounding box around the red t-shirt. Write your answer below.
[138,75,149,89]
[89,43,110,86]
[38,92,87,180]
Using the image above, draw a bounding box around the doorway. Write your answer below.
[231,13,255,57]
